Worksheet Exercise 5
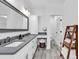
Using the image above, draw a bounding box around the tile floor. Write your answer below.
[33,48,63,59]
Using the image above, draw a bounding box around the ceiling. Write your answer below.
[0,0,66,16]
[24,0,65,15]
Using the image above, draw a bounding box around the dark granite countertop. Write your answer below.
[0,34,37,55]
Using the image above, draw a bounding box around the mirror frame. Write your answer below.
[0,0,29,32]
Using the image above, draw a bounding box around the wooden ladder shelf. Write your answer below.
[62,25,78,59]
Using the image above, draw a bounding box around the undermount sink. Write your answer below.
[4,42,23,47]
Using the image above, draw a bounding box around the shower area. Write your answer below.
[47,15,63,50]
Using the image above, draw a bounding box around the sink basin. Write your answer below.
[4,42,23,47]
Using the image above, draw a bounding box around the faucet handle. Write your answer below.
[6,37,11,42]
[19,34,22,40]
[4,39,6,43]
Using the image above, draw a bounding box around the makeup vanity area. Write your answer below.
[0,0,38,59]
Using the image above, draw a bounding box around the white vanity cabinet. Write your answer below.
[0,36,37,59]
[28,36,37,59]
[16,36,37,59]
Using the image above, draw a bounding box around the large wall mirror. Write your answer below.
[0,0,29,32]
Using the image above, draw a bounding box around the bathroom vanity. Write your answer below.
[0,0,38,59]
[0,34,37,59]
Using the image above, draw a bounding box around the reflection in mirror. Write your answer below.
[0,1,29,30]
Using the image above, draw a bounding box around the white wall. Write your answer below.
[63,0,78,26]
[38,3,64,32]
[38,15,48,32]
[38,0,78,32]
[29,15,38,34]
[0,17,6,28]
[61,0,78,59]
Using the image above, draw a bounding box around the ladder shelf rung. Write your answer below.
[63,41,76,49]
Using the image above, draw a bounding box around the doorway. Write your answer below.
[47,15,63,49]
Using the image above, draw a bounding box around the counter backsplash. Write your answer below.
[0,31,29,40]
[0,31,30,46]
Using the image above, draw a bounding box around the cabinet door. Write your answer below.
[28,37,37,59]
[28,41,33,59]
[31,37,37,58]
[14,42,30,59]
